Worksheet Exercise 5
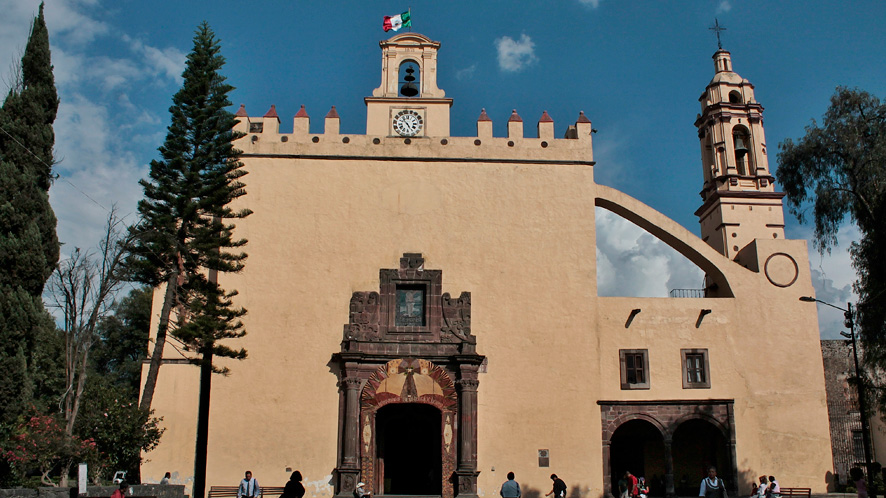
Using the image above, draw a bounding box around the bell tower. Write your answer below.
[694,49,785,261]
[365,32,453,138]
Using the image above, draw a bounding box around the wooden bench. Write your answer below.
[208,486,285,498]
[779,488,811,498]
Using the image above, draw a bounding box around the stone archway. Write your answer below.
[600,400,737,498]
[360,359,458,496]
[672,419,730,496]
[332,254,484,498]
[609,419,668,496]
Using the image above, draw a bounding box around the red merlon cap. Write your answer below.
[264,105,280,121]
[326,106,340,119]
[235,104,247,117]
[477,108,492,122]
[508,109,523,123]
[577,111,591,123]
[539,111,553,123]
[294,105,309,118]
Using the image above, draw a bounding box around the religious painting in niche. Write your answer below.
[362,359,457,410]
[396,284,425,326]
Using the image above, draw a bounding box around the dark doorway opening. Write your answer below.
[672,419,729,497]
[610,419,666,497]
[376,403,442,495]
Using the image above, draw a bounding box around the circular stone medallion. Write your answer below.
[764,252,799,288]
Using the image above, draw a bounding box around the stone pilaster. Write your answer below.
[336,376,363,495]
[456,376,480,498]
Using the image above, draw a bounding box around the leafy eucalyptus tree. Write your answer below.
[777,86,886,408]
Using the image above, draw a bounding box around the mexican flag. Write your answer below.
[383,11,411,32]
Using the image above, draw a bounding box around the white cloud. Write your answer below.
[578,0,601,7]
[124,34,186,85]
[456,64,476,81]
[51,93,148,255]
[495,34,538,73]
[716,1,732,14]
[596,208,705,297]
[790,223,860,339]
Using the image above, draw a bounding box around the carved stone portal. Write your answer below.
[333,254,484,498]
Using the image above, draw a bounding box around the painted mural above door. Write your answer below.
[362,358,458,409]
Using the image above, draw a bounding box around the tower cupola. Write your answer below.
[694,49,786,261]
[365,32,453,137]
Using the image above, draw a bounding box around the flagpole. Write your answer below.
[409,7,412,32]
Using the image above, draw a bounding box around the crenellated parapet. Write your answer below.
[232,105,595,163]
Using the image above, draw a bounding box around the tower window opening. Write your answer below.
[729,90,742,104]
[732,127,751,175]
[399,61,420,97]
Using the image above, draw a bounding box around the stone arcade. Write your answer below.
[143,33,833,498]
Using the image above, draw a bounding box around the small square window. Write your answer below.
[619,349,649,390]
[681,349,711,389]
[249,122,264,133]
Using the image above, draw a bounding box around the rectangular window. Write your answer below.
[852,430,864,461]
[619,349,650,390]
[249,122,263,133]
[681,349,711,389]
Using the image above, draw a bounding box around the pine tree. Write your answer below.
[0,2,61,440]
[127,19,250,425]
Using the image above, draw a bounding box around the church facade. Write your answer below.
[142,33,832,498]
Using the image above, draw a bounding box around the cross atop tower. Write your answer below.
[709,18,727,50]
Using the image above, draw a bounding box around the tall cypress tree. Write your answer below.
[127,25,250,492]
[0,2,61,439]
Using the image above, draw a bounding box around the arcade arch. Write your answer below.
[600,401,737,498]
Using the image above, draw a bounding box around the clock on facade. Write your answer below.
[392,109,424,137]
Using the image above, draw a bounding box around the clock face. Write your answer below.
[393,109,424,137]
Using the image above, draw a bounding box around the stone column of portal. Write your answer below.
[455,377,480,498]
[337,377,363,496]
[664,439,675,498]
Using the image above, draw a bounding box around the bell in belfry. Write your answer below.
[400,66,419,97]
[734,135,748,156]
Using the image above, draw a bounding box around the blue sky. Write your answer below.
[1,0,882,339]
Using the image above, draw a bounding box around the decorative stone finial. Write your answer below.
[477,108,491,122]
[295,105,309,118]
[326,106,340,119]
[539,111,553,123]
[235,104,247,117]
[508,109,522,123]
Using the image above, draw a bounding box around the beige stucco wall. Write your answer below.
[142,126,831,498]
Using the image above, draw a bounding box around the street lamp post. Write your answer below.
[801,296,876,496]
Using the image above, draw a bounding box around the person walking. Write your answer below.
[160,472,171,485]
[618,473,629,498]
[627,472,639,498]
[545,474,567,498]
[238,471,261,498]
[282,471,305,498]
[638,477,648,498]
[111,482,129,498]
[500,472,521,498]
[699,467,728,498]
[850,468,868,498]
